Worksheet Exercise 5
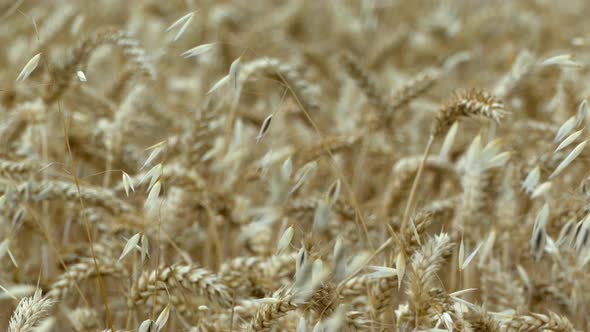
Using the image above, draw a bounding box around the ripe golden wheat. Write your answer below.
[1,1,590,331]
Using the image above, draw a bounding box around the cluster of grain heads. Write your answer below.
[2,1,590,331]
[247,292,298,332]
[47,256,128,300]
[130,264,232,309]
[8,289,54,332]
[504,311,577,332]
[454,135,510,235]
[402,89,508,240]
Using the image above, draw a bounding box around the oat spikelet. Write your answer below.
[15,53,41,82]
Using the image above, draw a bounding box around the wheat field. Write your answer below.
[1,0,590,331]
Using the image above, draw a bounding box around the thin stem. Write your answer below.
[30,15,112,329]
[42,54,113,329]
[58,102,114,330]
[400,135,435,237]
